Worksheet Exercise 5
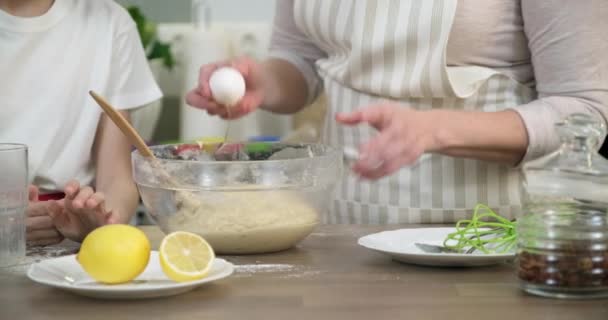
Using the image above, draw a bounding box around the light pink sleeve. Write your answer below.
[511,0,608,162]
[268,0,327,104]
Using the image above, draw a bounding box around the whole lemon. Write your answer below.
[77,224,151,284]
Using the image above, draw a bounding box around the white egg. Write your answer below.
[208,67,246,107]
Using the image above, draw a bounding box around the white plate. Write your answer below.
[358,228,515,267]
[27,251,234,299]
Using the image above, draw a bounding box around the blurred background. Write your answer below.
[115,0,327,146]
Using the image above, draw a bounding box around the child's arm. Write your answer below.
[91,111,139,225]
[48,112,139,242]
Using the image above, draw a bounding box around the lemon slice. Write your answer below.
[159,231,215,282]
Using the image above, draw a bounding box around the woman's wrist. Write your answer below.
[429,109,529,165]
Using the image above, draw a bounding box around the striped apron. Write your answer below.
[293,0,537,224]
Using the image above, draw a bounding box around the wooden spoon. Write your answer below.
[89,91,154,158]
[88,91,201,220]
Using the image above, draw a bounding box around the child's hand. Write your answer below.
[26,186,65,246]
[48,180,120,242]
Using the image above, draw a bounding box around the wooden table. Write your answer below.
[1,225,607,320]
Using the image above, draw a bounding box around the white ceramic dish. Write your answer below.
[358,228,515,267]
[27,251,234,299]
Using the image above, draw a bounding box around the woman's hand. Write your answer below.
[48,180,119,242]
[337,104,529,179]
[26,186,64,246]
[336,104,442,180]
[186,56,266,119]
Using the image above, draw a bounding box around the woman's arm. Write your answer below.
[510,0,608,162]
[436,0,608,164]
[92,111,139,224]
[338,0,608,179]
[186,0,325,117]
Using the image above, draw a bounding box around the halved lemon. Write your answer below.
[159,231,215,282]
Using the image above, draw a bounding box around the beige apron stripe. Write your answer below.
[350,90,363,181]
[334,79,349,201]
[358,0,380,91]
[387,206,398,224]
[298,0,314,44]
[344,201,353,224]
[324,0,342,74]
[380,0,401,95]
[330,0,354,79]
[485,78,502,207]
[408,99,422,210]
[463,82,482,208]
[498,78,515,207]
[408,1,435,97]
[388,0,413,97]
[310,0,328,53]
[363,203,372,224]
[331,199,340,224]
[398,207,409,224]
[351,202,360,224]
[375,205,390,224]
[334,195,343,224]
[421,0,444,97]
[474,82,490,207]
[413,208,423,224]
[431,107,444,211]
[343,1,367,87]
[401,0,423,97]
[436,2,457,97]
[449,97,465,210]
[394,98,413,209]
[389,173,400,206]
[419,99,435,210]
[330,199,341,223]
[356,93,373,207]
[453,209,466,222]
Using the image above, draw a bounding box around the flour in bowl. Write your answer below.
[168,190,319,254]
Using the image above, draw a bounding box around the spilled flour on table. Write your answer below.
[0,244,78,276]
[233,262,324,279]
[234,263,296,275]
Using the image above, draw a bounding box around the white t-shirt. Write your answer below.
[0,0,162,192]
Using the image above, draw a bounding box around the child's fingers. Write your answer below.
[48,201,70,227]
[26,228,62,242]
[71,186,94,209]
[28,185,39,202]
[85,192,105,209]
[26,215,55,231]
[64,180,80,199]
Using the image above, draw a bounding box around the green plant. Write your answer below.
[127,6,175,70]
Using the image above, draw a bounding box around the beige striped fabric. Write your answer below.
[294,0,537,223]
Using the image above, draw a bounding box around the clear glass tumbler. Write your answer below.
[0,144,28,268]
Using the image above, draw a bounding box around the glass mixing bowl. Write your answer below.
[132,142,342,254]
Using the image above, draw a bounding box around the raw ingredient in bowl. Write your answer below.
[77,224,151,284]
[169,190,319,254]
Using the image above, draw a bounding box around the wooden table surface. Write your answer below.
[1,224,607,320]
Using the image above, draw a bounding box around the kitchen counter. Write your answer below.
[1,224,606,320]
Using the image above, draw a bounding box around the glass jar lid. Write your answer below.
[523,113,608,204]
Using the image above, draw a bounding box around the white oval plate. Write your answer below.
[358,228,515,267]
[27,251,234,299]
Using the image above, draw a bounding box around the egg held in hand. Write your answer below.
[209,67,246,107]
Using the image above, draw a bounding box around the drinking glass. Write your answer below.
[0,144,28,268]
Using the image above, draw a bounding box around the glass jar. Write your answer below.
[519,113,608,299]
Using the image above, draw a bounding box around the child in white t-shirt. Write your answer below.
[0,0,162,244]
